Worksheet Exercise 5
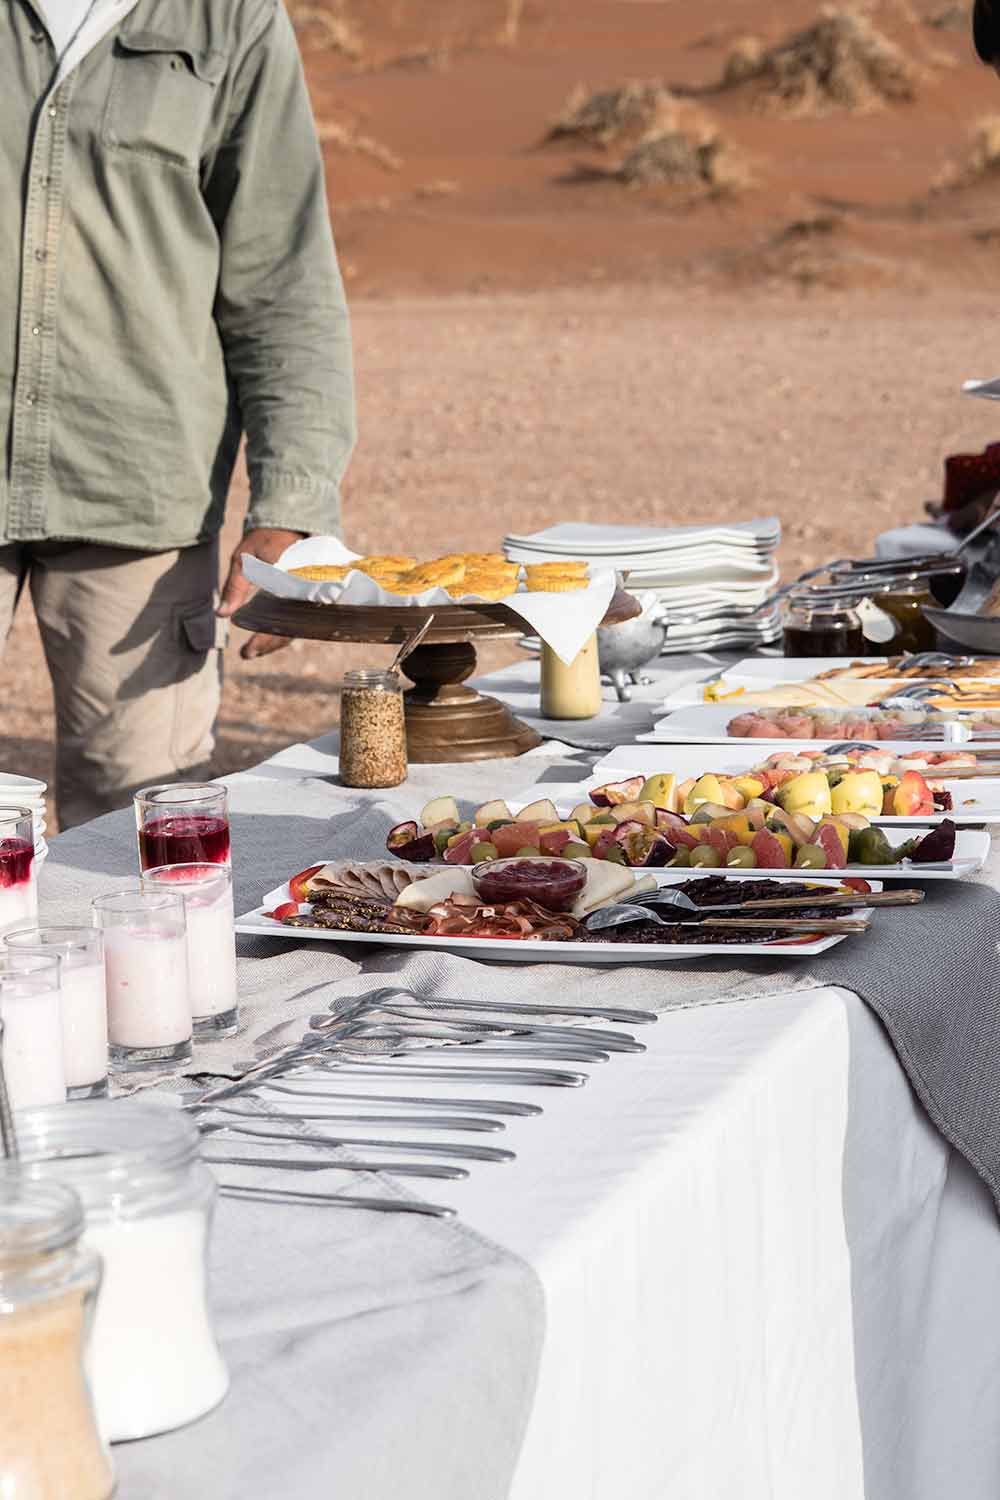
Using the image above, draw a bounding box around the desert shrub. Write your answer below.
[722,8,919,114]
[617,126,749,191]
[547,81,676,148]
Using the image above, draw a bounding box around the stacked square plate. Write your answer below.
[0,773,48,863]
[503,520,781,653]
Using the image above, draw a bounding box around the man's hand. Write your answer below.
[217,527,306,660]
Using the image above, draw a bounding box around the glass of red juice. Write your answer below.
[133,784,231,872]
[0,807,38,934]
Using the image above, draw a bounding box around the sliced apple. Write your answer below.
[638,774,678,812]
[420,796,460,829]
[892,770,934,818]
[517,798,560,823]
[683,774,727,816]
[610,801,657,828]
[829,770,883,820]
[474,799,512,828]
[777,771,832,820]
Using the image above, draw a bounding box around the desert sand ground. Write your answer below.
[6,0,1000,821]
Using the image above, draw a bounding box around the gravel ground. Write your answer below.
[6,285,1000,825]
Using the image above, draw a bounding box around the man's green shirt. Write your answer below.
[2,0,356,549]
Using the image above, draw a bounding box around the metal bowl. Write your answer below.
[597,599,668,701]
[922,605,1000,656]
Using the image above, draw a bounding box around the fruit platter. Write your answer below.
[236,859,888,964]
[372,782,984,880]
[588,744,1000,825]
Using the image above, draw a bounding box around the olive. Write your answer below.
[726,847,757,869]
[690,844,722,868]
[666,847,691,868]
[434,829,456,855]
[514,846,542,858]
[563,841,592,859]
[794,845,828,870]
[470,841,499,863]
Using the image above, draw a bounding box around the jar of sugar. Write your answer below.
[0,1177,114,1499]
[16,1100,229,1442]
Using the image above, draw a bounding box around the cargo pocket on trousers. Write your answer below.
[170,603,222,772]
[104,34,226,170]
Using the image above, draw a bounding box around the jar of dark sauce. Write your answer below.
[782,590,866,658]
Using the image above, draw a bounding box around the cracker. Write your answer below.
[525,576,588,592]
[288,564,353,582]
[524,560,588,578]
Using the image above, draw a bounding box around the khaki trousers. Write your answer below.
[0,541,224,829]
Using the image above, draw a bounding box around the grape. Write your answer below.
[470,842,499,863]
[726,847,757,869]
[690,844,722,868]
[794,845,828,870]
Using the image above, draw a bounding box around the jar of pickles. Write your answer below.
[339,669,408,788]
[0,1177,114,1500]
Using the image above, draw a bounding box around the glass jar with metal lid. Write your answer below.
[15,1100,229,1444]
[782,587,866,658]
[339,668,408,788]
[0,1176,114,1499]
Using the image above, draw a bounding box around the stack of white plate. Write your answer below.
[503,520,781,654]
[0,773,49,864]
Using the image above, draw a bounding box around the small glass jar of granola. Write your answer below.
[339,670,408,788]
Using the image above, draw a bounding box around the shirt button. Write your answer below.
[34,250,47,262]
[48,107,57,119]
[25,393,38,407]
[31,327,41,337]
[38,176,50,187]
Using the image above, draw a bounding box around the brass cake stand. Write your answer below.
[232,596,544,762]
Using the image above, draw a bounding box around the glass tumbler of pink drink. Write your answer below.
[140,864,239,1039]
[0,952,66,1110]
[0,808,38,935]
[92,891,192,1073]
[133,785,230,873]
[4,928,108,1099]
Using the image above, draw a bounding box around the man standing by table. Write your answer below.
[1,0,356,826]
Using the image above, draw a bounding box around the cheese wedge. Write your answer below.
[395,869,476,912]
[571,861,638,918]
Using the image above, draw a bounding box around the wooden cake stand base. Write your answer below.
[232,597,543,762]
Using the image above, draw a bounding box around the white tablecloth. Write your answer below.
[66,654,1000,1498]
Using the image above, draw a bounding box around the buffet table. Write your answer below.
[41,658,1000,1500]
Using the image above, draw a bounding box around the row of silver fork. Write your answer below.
[194,987,658,1216]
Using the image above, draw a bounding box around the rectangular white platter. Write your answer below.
[502,789,989,877]
[235,869,874,965]
[581,748,1000,825]
[659,669,1000,712]
[637,702,1000,748]
[727,656,1000,681]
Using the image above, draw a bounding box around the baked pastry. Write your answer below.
[288,563,353,582]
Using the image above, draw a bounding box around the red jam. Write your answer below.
[138,816,231,870]
[472,857,587,913]
[0,838,33,888]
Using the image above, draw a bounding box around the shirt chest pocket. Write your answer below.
[104,33,226,170]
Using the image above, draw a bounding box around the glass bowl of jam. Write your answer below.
[472,857,587,913]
